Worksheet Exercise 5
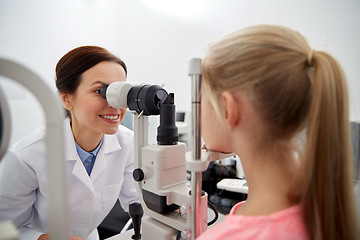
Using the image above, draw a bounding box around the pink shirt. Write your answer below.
[197,202,308,240]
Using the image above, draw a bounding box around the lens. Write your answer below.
[156,89,167,102]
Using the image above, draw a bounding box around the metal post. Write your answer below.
[188,58,202,240]
[133,114,148,169]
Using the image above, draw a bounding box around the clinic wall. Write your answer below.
[0,0,360,145]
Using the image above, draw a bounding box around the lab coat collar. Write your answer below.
[63,118,122,191]
[64,118,79,161]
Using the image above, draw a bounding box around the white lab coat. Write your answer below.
[0,118,139,240]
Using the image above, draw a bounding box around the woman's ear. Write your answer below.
[60,92,73,111]
[221,91,241,129]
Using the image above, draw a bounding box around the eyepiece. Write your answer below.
[102,82,169,116]
[99,85,108,99]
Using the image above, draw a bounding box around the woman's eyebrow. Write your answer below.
[92,81,107,86]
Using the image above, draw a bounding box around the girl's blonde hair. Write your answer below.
[202,25,357,240]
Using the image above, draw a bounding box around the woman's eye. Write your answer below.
[95,89,101,94]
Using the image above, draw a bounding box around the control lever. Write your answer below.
[128,202,144,239]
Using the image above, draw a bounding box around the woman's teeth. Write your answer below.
[100,115,119,120]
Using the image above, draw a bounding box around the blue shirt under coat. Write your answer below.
[75,137,103,176]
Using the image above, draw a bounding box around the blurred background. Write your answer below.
[1,0,359,144]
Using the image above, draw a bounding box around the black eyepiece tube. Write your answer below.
[127,85,168,116]
[99,84,108,99]
[157,93,179,145]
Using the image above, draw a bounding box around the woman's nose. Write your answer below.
[106,102,113,108]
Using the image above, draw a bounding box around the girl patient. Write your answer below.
[198,25,358,240]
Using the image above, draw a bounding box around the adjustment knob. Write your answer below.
[133,168,145,182]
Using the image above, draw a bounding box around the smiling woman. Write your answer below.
[60,61,127,151]
[0,46,140,240]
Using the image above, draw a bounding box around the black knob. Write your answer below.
[133,168,144,182]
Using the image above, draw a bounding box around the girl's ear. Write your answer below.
[221,91,241,129]
[60,92,73,111]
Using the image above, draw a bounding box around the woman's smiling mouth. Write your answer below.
[100,114,120,121]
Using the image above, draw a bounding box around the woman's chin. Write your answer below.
[103,127,119,135]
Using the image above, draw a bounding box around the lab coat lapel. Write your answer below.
[90,134,121,181]
[89,145,107,181]
[72,159,94,193]
[63,118,95,193]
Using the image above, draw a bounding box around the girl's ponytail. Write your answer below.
[295,51,357,240]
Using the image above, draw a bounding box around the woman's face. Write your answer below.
[63,61,127,139]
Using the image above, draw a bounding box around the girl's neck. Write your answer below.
[235,144,298,216]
